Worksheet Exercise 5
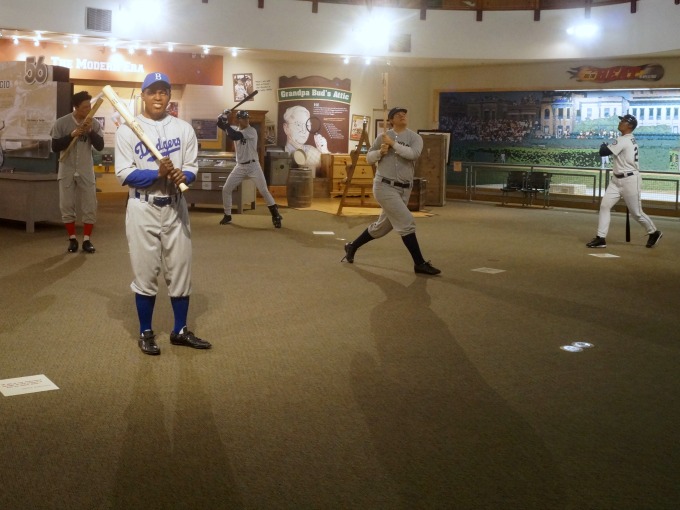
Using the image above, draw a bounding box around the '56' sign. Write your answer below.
[25,56,49,85]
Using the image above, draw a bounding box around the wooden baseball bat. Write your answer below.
[101,85,188,192]
[59,97,104,162]
[223,89,258,114]
[382,73,388,134]
[626,207,630,242]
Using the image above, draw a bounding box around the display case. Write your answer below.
[183,151,256,213]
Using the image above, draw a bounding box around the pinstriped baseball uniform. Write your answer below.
[115,114,198,297]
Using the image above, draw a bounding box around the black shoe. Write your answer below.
[82,240,96,253]
[272,214,282,228]
[269,205,282,228]
[219,214,232,225]
[67,238,78,253]
[139,330,160,355]
[341,242,357,263]
[586,236,607,248]
[170,327,212,349]
[414,261,441,275]
[646,230,663,248]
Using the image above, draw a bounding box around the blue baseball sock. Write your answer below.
[135,293,156,334]
[170,296,190,334]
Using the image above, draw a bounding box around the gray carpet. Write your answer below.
[1,195,679,509]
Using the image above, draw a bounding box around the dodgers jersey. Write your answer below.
[115,114,198,194]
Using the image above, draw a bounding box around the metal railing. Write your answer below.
[450,163,680,213]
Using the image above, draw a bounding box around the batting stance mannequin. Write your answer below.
[342,107,441,275]
[50,91,104,253]
[217,110,283,228]
[115,72,211,355]
[586,114,663,249]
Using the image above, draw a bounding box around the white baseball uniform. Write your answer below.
[596,133,656,237]
[115,114,198,297]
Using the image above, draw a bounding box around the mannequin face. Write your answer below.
[142,84,171,121]
[73,99,91,122]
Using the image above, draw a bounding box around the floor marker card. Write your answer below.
[0,375,59,397]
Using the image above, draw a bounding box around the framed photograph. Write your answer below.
[191,119,220,141]
[418,129,452,164]
[375,119,389,135]
[233,73,254,102]
[350,114,370,141]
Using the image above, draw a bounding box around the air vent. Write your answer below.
[86,7,112,32]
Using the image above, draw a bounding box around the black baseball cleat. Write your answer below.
[170,327,212,349]
[586,236,607,248]
[139,330,160,355]
[414,260,441,275]
[646,230,663,248]
[341,242,357,263]
[269,205,283,228]
[219,214,232,225]
[67,238,78,253]
[82,240,96,253]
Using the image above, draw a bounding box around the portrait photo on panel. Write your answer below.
[233,73,254,102]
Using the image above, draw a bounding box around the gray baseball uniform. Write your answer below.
[115,114,198,297]
[365,128,423,237]
[221,124,275,211]
[50,113,103,223]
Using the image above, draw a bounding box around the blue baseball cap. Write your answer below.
[141,72,171,92]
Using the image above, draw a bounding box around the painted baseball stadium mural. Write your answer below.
[440,89,680,173]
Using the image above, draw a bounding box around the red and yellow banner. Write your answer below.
[568,64,664,83]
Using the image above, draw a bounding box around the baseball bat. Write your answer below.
[59,97,104,162]
[101,85,188,192]
[626,207,630,242]
[382,73,388,134]
[223,89,258,114]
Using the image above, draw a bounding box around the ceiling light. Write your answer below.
[343,56,350,64]
[13,37,19,45]
[72,36,79,44]
[146,48,152,56]
[168,43,174,52]
[566,23,598,38]
[231,48,238,57]
[365,57,372,65]
[203,46,210,54]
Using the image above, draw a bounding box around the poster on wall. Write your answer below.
[0,61,58,160]
[277,75,352,177]
[439,89,680,172]
[233,73,254,102]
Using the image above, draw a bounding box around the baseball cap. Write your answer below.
[618,114,637,129]
[236,110,249,119]
[142,72,171,92]
[388,107,407,119]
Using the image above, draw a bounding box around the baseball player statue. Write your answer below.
[586,114,662,249]
[115,72,211,355]
[216,110,283,228]
[342,107,441,275]
[50,91,104,253]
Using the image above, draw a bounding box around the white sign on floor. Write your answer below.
[589,253,620,258]
[472,267,506,274]
[0,374,59,397]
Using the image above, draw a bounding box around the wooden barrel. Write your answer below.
[286,167,313,208]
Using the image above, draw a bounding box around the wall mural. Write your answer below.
[439,89,680,173]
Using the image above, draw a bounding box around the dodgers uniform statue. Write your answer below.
[342,107,441,275]
[216,110,283,228]
[115,72,211,355]
[50,91,104,253]
[586,114,662,249]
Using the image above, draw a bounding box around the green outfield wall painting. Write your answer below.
[439,90,680,173]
